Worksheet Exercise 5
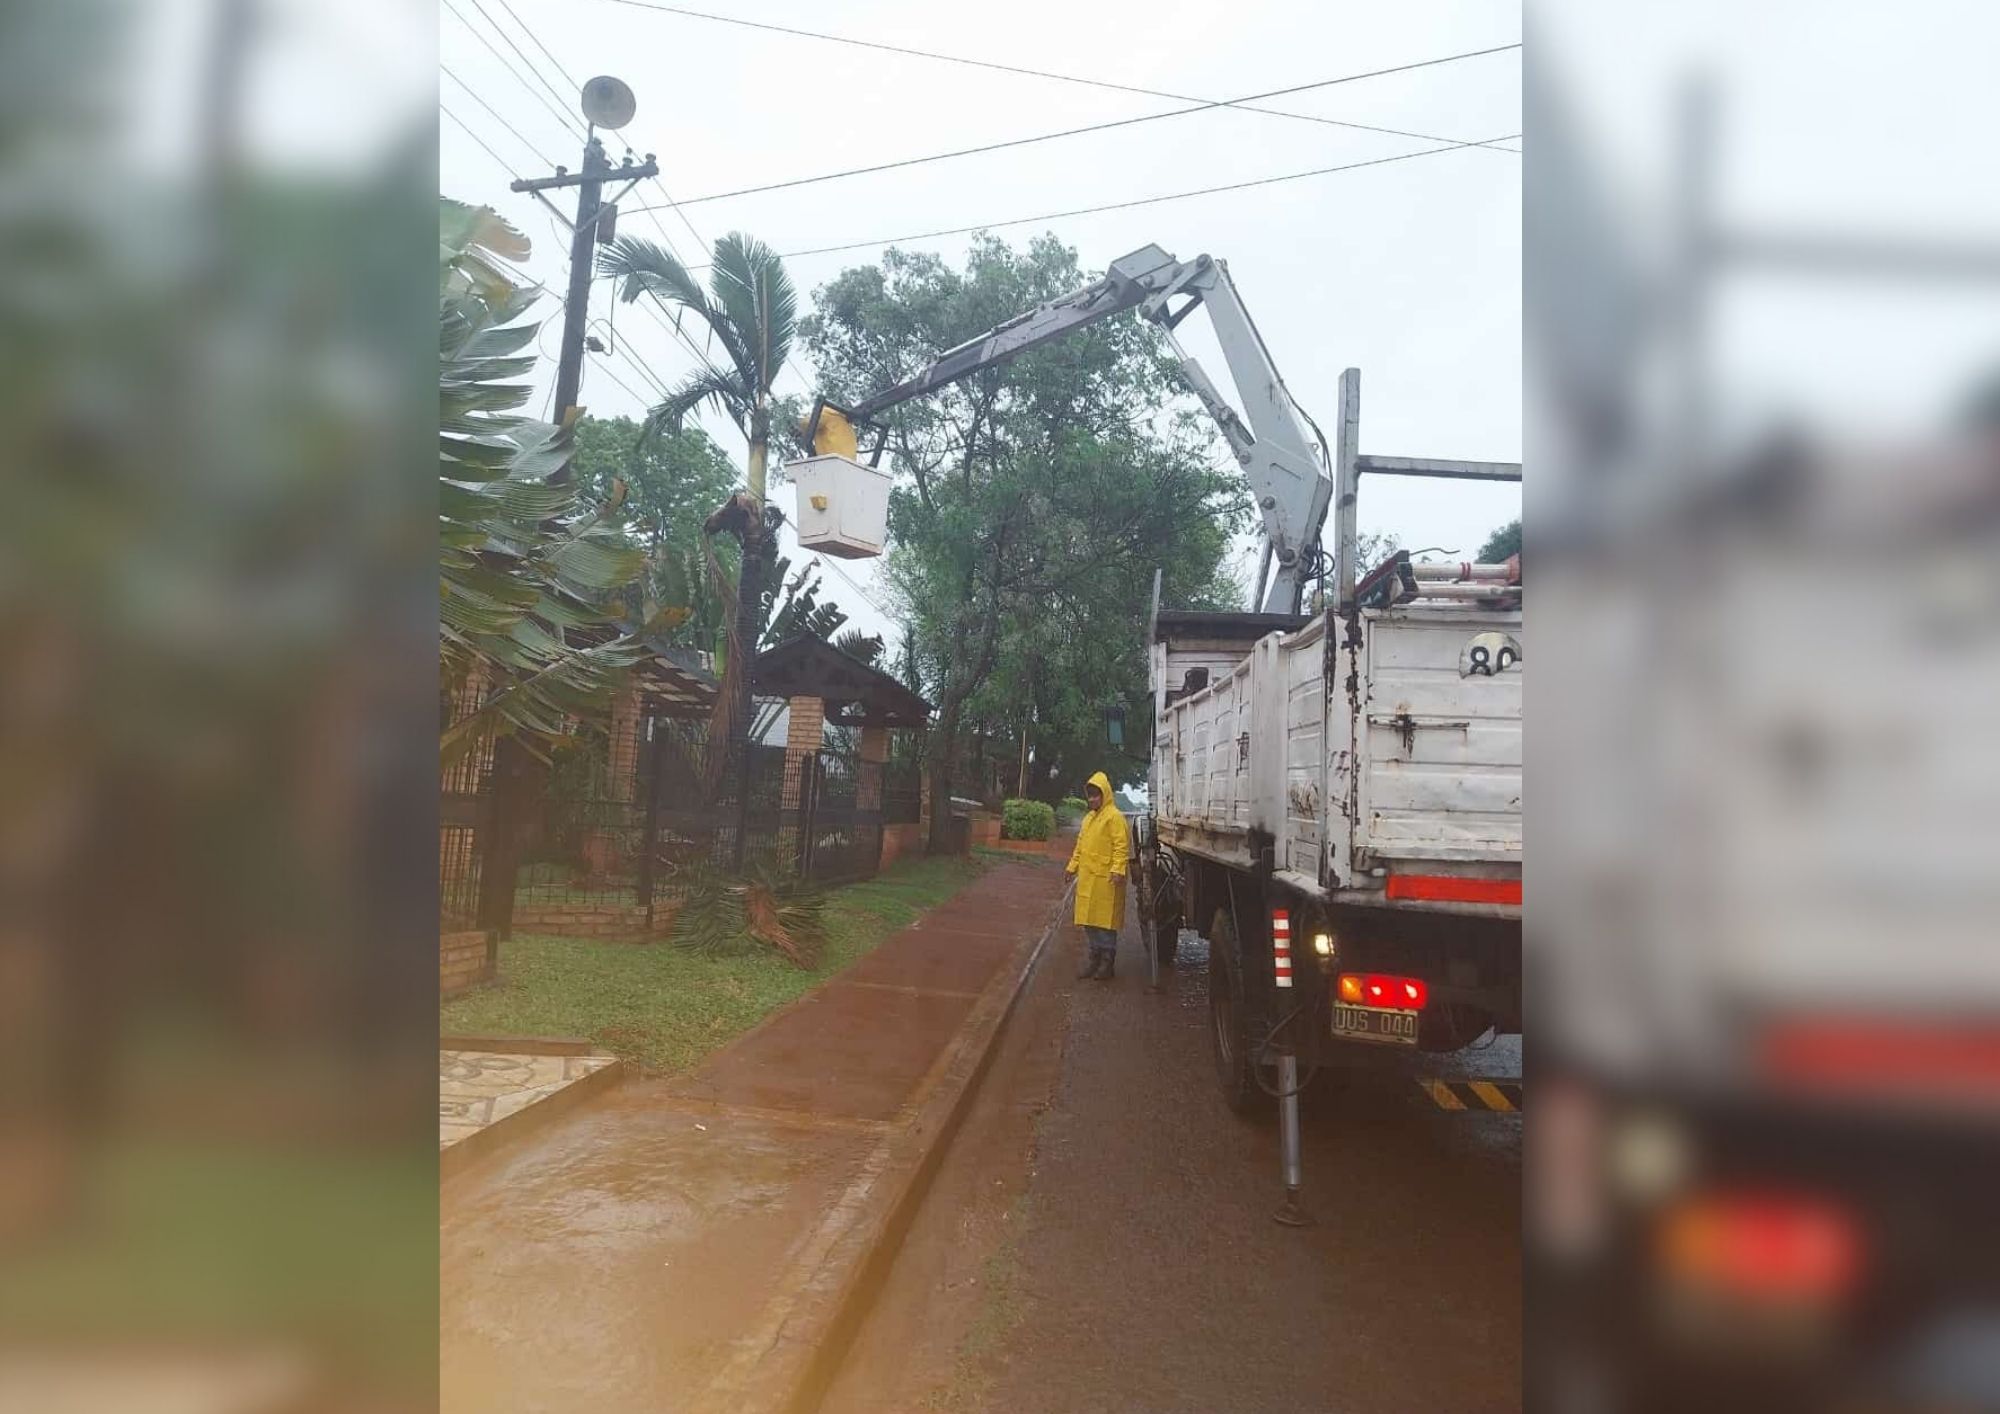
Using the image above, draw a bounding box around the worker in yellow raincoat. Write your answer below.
[1066,771,1128,980]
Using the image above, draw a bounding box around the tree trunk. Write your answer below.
[727,402,772,867]
[747,401,771,504]
[924,695,962,855]
[1017,716,1030,798]
[727,518,767,867]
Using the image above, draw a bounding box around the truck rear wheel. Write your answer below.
[1207,904,1263,1114]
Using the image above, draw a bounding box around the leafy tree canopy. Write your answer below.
[805,233,1246,814]
[1479,518,1522,563]
[568,415,739,555]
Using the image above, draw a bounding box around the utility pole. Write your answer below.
[509,137,659,450]
[476,81,656,947]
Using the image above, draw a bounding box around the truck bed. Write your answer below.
[1152,602,1522,906]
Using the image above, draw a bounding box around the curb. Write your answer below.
[439,1050,625,1184]
[689,874,1074,1414]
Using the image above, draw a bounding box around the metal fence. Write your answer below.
[506,713,890,934]
[440,675,496,931]
[882,760,924,825]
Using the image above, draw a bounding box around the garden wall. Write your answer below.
[508,901,681,942]
[878,821,925,871]
[441,929,495,999]
[990,834,1071,859]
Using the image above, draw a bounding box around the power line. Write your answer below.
[466,0,711,263]
[780,511,898,619]
[487,250,557,296]
[463,0,584,130]
[642,131,1522,265]
[442,102,534,185]
[814,552,896,622]
[604,153,819,402]
[491,0,583,91]
[441,0,585,141]
[643,172,714,263]
[444,100,721,427]
[588,316,677,400]
[666,47,1522,211]
[443,27,731,405]
[444,0,816,407]
[588,352,657,411]
[443,63,558,169]
[453,0,815,403]
[590,0,1520,147]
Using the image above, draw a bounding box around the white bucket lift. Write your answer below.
[787,455,890,559]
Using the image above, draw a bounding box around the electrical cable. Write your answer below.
[442,0,586,141]
[589,317,678,401]
[589,0,1519,150]
[443,64,559,169]
[459,0,587,134]
[1251,992,1327,1100]
[441,102,535,185]
[663,54,1522,212]
[768,506,897,619]
[490,0,584,93]
[443,0,835,406]
[588,353,658,412]
[444,101,740,431]
[639,133,1522,264]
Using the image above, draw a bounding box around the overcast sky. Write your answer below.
[440,0,1522,641]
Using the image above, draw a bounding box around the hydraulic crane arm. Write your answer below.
[807,244,1334,614]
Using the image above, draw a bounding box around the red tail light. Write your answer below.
[1656,1192,1864,1302]
[1337,973,1428,1009]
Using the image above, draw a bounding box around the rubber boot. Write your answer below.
[1077,951,1102,980]
[1094,950,1115,981]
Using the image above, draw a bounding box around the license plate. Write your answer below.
[1332,1003,1420,1047]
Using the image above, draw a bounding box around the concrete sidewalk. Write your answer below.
[440,858,1069,1414]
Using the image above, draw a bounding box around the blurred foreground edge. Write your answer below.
[1529,17,2000,1414]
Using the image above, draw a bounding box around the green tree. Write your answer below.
[439,199,646,761]
[1479,518,1522,563]
[599,232,799,807]
[566,413,740,646]
[805,234,1243,846]
[568,414,738,557]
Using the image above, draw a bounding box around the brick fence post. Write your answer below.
[781,695,824,810]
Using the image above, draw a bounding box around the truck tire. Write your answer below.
[1207,904,1265,1114]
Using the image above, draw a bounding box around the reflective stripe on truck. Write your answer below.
[1385,874,1522,906]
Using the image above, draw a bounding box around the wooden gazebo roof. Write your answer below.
[751,635,932,728]
[632,637,718,716]
[579,618,719,717]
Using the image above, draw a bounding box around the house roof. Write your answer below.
[584,618,718,717]
[751,635,931,728]
[632,636,718,716]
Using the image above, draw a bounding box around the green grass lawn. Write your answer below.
[0,1139,437,1391]
[442,853,989,1075]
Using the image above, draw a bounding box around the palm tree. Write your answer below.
[598,231,799,814]
[832,628,885,667]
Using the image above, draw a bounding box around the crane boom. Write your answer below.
[810,244,1334,614]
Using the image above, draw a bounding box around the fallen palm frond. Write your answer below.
[668,856,827,969]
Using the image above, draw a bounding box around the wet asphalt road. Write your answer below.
[822,920,1521,1414]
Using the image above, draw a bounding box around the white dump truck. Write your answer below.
[1143,408,1520,1089]
[798,247,1520,1212]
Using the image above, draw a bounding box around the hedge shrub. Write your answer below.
[1060,795,1087,816]
[1001,798,1055,841]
